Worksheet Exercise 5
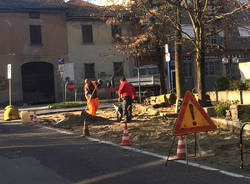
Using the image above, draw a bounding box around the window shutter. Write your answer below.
[82,25,93,43]
[30,25,42,45]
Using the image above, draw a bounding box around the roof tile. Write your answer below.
[0,0,67,9]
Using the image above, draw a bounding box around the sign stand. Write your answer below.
[165,136,176,166]
[165,91,217,168]
[165,136,189,169]
[184,136,188,169]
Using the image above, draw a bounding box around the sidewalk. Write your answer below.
[1,103,248,135]
[0,103,114,121]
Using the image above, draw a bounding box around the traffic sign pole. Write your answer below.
[58,57,65,102]
[9,79,11,105]
[7,64,12,105]
[165,44,171,90]
[75,87,77,102]
[65,81,68,102]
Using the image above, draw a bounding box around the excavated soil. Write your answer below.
[38,103,250,172]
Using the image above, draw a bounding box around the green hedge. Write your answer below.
[215,102,231,117]
[48,99,118,109]
[214,77,229,91]
[214,77,250,91]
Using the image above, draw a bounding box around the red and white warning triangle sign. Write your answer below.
[173,91,217,136]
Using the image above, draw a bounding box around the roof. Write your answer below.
[0,0,67,10]
[66,0,103,19]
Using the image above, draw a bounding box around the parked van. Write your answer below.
[128,65,160,100]
[132,65,159,78]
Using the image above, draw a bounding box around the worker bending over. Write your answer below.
[84,78,99,115]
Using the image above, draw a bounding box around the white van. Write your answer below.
[132,65,159,78]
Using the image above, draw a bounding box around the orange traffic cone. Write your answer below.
[32,111,38,124]
[82,119,90,136]
[120,123,131,146]
[174,136,186,159]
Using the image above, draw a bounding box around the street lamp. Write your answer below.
[222,56,239,79]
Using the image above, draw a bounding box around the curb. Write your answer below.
[212,118,250,135]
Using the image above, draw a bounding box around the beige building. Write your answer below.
[0,0,135,105]
[0,0,68,106]
[66,0,134,99]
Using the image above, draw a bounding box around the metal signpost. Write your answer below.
[58,57,65,101]
[7,64,12,105]
[165,44,171,90]
[64,77,70,102]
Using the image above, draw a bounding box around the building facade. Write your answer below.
[0,0,68,105]
[0,0,248,105]
[66,0,134,99]
[0,0,135,105]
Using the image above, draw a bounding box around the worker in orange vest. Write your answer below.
[84,78,99,115]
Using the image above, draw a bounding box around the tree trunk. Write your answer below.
[195,25,207,106]
[174,3,185,99]
[156,45,167,94]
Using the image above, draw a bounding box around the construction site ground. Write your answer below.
[37,103,250,173]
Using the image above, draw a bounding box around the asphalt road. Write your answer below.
[0,122,249,184]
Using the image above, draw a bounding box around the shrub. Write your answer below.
[245,80,250,90]
[229,79,248,90]
[241,107,250,122]
[215,102,231,117]
[214,77,229,91]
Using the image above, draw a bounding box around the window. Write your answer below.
[30,25,42,45]
[205,62,216,75]
[140,68,146,75]
[148,67,158,75]
[84,63,95,79]
[205,56,220,76]
[113,62,124,77]
[206,36,216,49]
[111,25,122,41]
[183,62,192,77]
[29,12,40,19]
[82,25,93,43]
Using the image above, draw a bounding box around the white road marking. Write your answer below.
[38,125,74,135]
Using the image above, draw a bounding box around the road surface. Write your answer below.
[0,122,249,184]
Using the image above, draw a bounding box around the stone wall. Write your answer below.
[207,90,250,105]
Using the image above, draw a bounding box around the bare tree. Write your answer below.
[102,0,250,105]
[103,0,174,94]
[134,0,249,105]
[166,0,249,105]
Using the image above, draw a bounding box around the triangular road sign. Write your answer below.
[173,91,217,136]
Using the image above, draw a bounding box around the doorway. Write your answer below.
[21,62,55,105]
